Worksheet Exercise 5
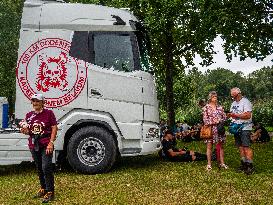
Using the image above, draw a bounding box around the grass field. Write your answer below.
[0,136,273,205]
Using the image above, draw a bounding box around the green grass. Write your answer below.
[266,127,273,132]
[1,137,273,205]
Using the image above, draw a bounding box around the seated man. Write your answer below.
[251,122,270,143]
[159,130,207,162]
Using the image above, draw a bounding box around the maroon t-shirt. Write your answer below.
[25,109,57,150]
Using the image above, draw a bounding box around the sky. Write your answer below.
[188,36,273,75]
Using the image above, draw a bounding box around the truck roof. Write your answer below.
[23,0,138,31]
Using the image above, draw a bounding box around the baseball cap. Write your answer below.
[31,93,44,101]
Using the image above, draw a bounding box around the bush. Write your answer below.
[176,104,202,125]
[253,99,273,127]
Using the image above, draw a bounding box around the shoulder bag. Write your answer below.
[200,106,212,139]
[200,125,212,139]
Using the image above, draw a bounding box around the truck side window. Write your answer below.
[69,31,91,63]
[89,32,139,72]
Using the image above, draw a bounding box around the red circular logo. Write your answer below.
[16,38,88,108]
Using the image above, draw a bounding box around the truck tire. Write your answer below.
[67,126,117,174]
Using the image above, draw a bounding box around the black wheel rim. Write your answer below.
[77,137,106,166]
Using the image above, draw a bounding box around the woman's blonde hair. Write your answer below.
[208,91,217,103]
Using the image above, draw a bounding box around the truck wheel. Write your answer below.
[67,126,117,174]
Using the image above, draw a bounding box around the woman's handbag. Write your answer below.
[200,125,212,139]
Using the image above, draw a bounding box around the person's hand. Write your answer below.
[19,120,29,135]
[227,113,237,118]
[179,150,186,155]
[46,142,54,155]
[20,127,29,135]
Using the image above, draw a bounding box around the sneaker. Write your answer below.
[42,192,54,203]
[206,164,212,171]
[244,163,255,175]
[219,164,228,169]
[33,188,46,198]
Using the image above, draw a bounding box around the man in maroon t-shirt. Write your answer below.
[20,94,57,203]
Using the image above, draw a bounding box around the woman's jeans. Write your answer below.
[31,147,54,192]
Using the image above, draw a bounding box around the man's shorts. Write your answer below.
[234,130,251,147]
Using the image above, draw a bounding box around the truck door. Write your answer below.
[69,31,144,139]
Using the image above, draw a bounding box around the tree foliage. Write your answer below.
[0,0,272,126]
[102,0,273,127]
[174,66,273,126]
[0,0,23,112]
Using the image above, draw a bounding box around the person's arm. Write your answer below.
[167,149,186,157]
[227,111,252,120]
[220,106,227,121]
[50,125,58,143]
[46,111,58,155]
[251,129,261,141]
[46,125,58,155]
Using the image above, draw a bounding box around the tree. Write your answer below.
[0,0,23,113]
[133,0,273,127]
[247,66,273,100]
[205,68,247,100]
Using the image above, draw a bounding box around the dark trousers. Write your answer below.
[31,147,54,192]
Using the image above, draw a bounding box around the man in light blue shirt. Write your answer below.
[228,87,254,175]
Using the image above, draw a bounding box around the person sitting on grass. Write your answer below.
[159,130,207,162]
[251,122,270,143]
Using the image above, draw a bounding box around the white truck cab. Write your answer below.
[0,0,160,173]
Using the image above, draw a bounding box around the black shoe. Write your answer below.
[244,163,255,175]
[237,160,246,172]
[42,192,54,203]
[33,188,46,199]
